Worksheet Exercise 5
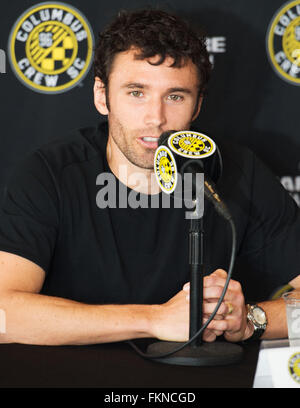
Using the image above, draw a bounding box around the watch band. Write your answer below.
[246,326,265,341]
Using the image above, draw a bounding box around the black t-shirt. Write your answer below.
[0,122,299,302]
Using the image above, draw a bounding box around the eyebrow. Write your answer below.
[122,82,192,94]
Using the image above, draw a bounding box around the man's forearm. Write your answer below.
[258,298,288,340]
[0,290,155,345]
[259,277,300,340]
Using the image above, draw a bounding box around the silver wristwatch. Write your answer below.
[245,304,267,341]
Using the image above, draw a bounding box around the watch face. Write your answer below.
[252,307,266,325]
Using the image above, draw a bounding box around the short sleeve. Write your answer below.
[234,151,300,300]
[0,152,60,274]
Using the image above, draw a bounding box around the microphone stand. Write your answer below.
[146,196,244,366]
[189,216,204,348]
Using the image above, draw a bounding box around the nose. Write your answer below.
[144,97,167,128]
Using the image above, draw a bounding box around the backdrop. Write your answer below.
[0,1,299,200]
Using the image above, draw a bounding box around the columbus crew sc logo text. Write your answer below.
[8,2,94,93]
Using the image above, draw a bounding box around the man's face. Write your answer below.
[95,48,201,170]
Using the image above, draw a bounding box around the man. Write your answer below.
[0,9,299,346]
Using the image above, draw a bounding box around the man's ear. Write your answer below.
[191,94,203,121]
[94,77,109,115]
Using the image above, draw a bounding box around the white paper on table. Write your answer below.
[253,341,300,388]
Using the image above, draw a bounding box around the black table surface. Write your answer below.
[0,338,260,388]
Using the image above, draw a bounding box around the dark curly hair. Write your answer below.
[94,8,212,107]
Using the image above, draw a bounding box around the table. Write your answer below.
[0,338,260,388]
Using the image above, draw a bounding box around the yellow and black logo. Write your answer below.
[266,0,300,85]
[288,352,300,384]
[8,2,94,93]
[154,146,177,194]
[168,131,216,159]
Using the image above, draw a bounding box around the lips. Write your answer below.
[138,136,160,149]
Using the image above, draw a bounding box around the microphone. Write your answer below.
[156,130,231,221]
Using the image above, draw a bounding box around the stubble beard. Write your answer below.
[108,114,156,170]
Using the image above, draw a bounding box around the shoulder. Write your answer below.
[35,122,108,174]
[218,140,255,179]
[217,140,282,191]
[4,122,108,204]
[12,121,107,179]
[215,139,298,226]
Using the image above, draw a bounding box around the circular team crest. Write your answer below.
[266,0,300,85]
[288,352,300,384]
[154,146,177,194]
[8,2,94,93]
[168,131,216,159]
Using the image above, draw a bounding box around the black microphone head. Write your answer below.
[180,159,204,177]
[158,130,177,146]
[157,129,223,184]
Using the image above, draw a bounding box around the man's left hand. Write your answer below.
[202,269,253,342]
